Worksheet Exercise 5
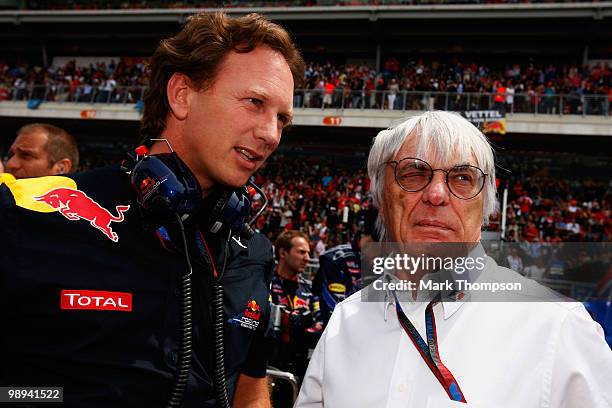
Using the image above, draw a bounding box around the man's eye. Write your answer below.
[249,98,263,106]
[278,114,289,126]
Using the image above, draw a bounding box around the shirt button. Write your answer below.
[397,384,405,393]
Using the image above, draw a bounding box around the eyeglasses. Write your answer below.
[386,157,487,200]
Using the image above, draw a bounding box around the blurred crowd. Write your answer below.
[0,58,148,104]
[1,56,611,115]
[250,153,375,256]
[498,152,611,244]
[13,1,602,11]
[300,59,612,114]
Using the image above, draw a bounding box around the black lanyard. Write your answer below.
[393,292,467,403]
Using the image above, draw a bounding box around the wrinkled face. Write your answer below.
[380,138,484,243]
[178,46,294,192]
[281,237,311,276]
[6,130,56,179]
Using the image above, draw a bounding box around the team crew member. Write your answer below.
[296,111,612,407]
[313,230,374,325]
[270,230,323,380]
[5,122,79,178]
[0,12,303,408]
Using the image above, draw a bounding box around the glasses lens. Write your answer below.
[447,165,484,198]
[396,159,432,191]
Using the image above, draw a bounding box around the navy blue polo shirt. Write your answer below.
[0,167,274,408]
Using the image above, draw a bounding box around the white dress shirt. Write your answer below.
[295,257,612,408]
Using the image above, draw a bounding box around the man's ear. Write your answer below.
[52,158,72,175]
[166,72,193,121]
[278,248,287,263]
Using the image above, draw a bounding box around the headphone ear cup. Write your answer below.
[208,189,231,234]
[129,153,201,223]
[203,188,254,239]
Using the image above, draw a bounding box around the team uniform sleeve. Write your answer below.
[316,255,346,320]
[239,314,271,378]
[240,246,275,378]
[548,305,612,408]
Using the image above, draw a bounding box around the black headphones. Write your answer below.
[124,145,260,240]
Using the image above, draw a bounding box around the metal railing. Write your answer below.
[267,367,300,408]
[2,84,610,118]
[3,84,148,105]
[293,89,611,117]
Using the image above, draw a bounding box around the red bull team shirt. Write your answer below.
[0,166,274,408]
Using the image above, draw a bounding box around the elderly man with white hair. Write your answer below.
[295,111,612,408]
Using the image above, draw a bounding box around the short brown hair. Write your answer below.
[18,123,79,171]
[275,230,309,261]
[140,12,304,142]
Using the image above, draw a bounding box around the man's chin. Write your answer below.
[219,173,251,189]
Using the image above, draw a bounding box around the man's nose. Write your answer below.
[254,114,281,148]
[421,171,450,206]
[5,156,19,172]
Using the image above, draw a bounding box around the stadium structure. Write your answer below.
[0,1,610,406]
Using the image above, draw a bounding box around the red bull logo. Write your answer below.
[35,188,130,242]
[140,177,155,195]
[244,299,261,320]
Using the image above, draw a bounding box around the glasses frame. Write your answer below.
[386,157,488,200]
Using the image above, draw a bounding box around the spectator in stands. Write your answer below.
[505,246,524,274]
[5,123,79,178]
[387,77,399,110]
[505,79,515,112]
[270,230,323,380]
[493,80,506,113]
[297,110,612,407]
[314,232,327,256]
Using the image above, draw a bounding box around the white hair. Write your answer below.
[367,111,498,240]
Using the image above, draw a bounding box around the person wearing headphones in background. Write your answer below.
[5,122,79,178]
[313,225,377,327]
[269,230,323,381]
[0,12,303,408]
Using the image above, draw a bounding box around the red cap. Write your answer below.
[134,145,148,156]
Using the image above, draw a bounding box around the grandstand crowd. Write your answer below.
[499,153,611,244]
[10,0,601,11]
[1,56,611,115]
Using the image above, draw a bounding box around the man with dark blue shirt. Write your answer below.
[0,11,303,408]
[270,230,322,381]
